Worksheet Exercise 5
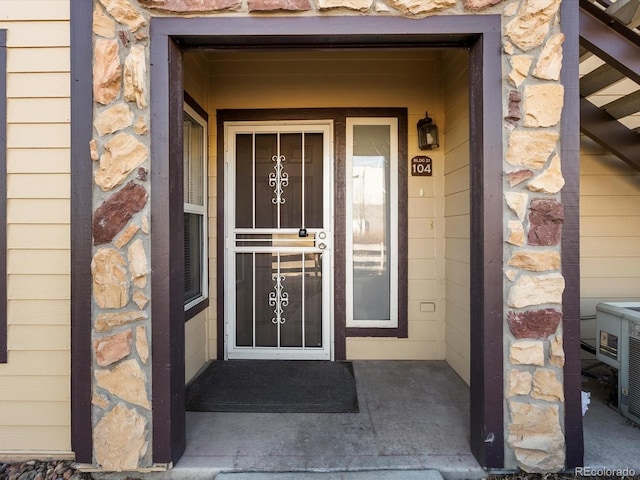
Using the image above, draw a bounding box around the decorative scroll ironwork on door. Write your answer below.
[226,123,332,360]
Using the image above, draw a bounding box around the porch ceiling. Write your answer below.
[580,0,640,170]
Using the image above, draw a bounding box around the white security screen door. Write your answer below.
[225,122,333,360]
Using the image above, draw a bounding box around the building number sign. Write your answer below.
[411,156,432,176]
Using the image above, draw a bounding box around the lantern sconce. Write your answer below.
[417,112,439,150]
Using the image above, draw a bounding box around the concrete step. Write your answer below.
[215,471,444,480]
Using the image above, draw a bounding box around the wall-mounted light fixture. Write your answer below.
[417,112,439,150]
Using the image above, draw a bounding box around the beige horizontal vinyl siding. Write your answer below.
[185,310,208,383]
[204,50,446,360]
[580,136,640,342]
[0,5,71,455]
[443,50,470,385]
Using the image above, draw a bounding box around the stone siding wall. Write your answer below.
[89,0,568,473]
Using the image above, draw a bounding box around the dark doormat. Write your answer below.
[185,360,359,413]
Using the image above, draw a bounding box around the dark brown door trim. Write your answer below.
[150,36,188,464]
[149,15,505,468]
[468,31,504,468]
[216,108,408,362]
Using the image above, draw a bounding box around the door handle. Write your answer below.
[318,242,327,250]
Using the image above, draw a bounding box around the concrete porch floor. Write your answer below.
[94,360,640,479]
[176,361,484,479]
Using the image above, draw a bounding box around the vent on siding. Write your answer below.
[629,336,640,418]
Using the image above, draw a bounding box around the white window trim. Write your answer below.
[345,117,399,329]
[184,102,209,312]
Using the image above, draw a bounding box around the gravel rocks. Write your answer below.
[0,460,92,480]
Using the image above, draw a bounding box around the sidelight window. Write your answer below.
[346,118,399,329]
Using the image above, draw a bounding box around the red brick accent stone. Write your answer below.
[248,0,313,11]
[139,0,242,12]
[505,90,522,124]
[527,197,563,246]
[507,308,562,339]
[93,181,148,246]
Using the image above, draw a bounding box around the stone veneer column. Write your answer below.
[503,0,567,470]
[91,0,152,471]
[88,0,568,472]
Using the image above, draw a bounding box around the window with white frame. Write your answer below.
[183,103,208,311]
[345,118,399,328]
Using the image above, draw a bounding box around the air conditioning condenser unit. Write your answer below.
[596,302,640,424]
